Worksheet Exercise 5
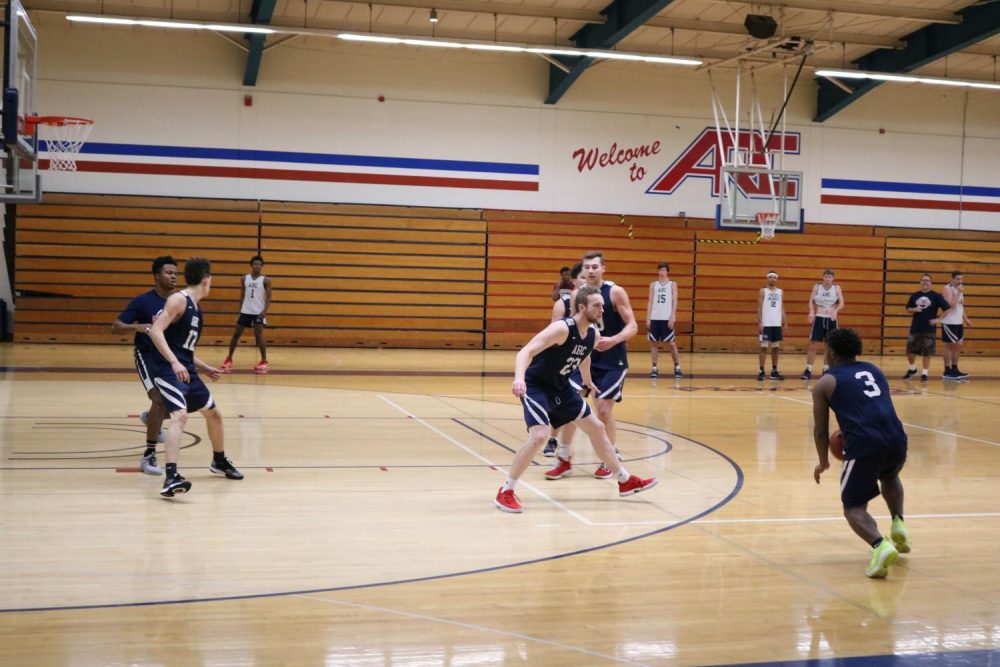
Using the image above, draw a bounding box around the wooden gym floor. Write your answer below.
[1,344,998,666]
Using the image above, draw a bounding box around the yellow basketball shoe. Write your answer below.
[866,539,899,578]
[891,517,912,554]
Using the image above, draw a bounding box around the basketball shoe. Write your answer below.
[902,368,917,380]
[494,488,522,513]
[210,457,244,480]
[254,360,269,375]
[160,473,191,498]
[801,368,812,380]
[140,451,163,476]
[769,369,785,381]
[757,370,766,381]
[618,475,658,497]
[866,539,899,578]
[674,366,683,379]
[220,358,233,374]
[542,437,558,457]
[545,456,573,479]
[649,367,658,378]
[890,517,911,553]
[594,464,612,479]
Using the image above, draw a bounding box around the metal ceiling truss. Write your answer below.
[815,1,1000,121]
[243,0,277,86]
[546,0,680,105]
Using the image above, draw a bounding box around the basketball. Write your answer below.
[829,429,845,460]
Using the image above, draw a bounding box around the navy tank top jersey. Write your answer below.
[560,294,572,318]
[591,281,628,370]
[116,289,167,354]
[525,318,596,392]
[827,361,907,457]
[164,291,203,370]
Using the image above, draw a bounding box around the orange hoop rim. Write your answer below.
[25,114,94,127]
[755,211,780,223]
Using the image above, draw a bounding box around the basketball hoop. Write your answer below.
[756,211,780,240]
[24,115,94,172]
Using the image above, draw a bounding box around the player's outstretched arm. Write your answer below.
[149,293,190,383]
[194,356,221,381]
[811,374,836,483]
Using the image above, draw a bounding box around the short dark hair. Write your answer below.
[574,285,601,313]
[921,273,932,280]
[559,266,570,273]
[951,270,962,278]
[826,328,862,361]
[570,262,583,279]
[250,255,264,265]
[823,269,834,276]
[184,257,212,286]
[151,255,176,275]
[657,262,669,271]
[582,251,604,265]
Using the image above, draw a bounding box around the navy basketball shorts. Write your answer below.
[941,324,964,344]
[839,448,907,509]
[521,383,591,430]
[153,366,215,414]
[760,326,783,346]
[591,366,627,403]
[567,368,584,391]
[810,316,838,342]
[133,347,159,394]
[237,312,264,327]
[647,320,676,343]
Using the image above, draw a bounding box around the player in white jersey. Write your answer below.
[939,270,972,380]
[802,269,844,380]
[757,271,786,381]
[221,255,272,375]
[646,262,682,379]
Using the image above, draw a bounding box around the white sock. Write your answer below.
[616,467,630,482]
[909,364,918,371]
[501,478,516,492]
[822,365,829,372]
[556,444,571,460]
[805,364,813,372]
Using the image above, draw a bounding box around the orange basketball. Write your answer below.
[829,429,845,461]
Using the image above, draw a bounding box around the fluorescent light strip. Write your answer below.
[337,32,701,66]
[64,15,700,67]
[67,15,275,34]
[816,68,1000,91]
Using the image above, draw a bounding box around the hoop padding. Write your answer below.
[33,116,94,172]
[756,211,780,240]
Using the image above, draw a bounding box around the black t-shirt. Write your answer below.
[906,290,949,334]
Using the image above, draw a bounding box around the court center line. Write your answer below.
[293,594,652,667]
[779,395,1000,448]
[377,394,594,526]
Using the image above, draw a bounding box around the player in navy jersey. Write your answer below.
[148,258,244,498]
[495,286,657,513]
[812,328,910,578]
[543,262,584,458]
[111,255,177,475]
[545,251,637,481]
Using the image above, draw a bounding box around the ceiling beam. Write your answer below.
[243,0,277,86]
[815,1,1000,122]
[330,0,604,24]
[644,16,904,49]
[703,0,961,25]
[546,0,681,105]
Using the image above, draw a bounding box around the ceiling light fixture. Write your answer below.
[64,15,701,67]
[816,68,1000,91]
[67,15,275,34]
[429,9,439,23]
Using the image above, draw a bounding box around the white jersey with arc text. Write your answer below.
[241,274,267,315]
[761,287,783,327]
[812,284,839,313]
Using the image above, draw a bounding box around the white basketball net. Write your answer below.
[756,212,780,240]
[39,117,94,172]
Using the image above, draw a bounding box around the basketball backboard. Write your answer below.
[716,164,803,233]
[1,0,40,202]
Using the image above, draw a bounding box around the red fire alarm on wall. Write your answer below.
[244,94,253,107]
